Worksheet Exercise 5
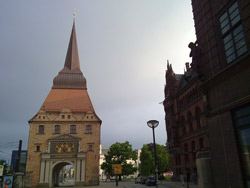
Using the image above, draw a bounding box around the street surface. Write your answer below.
[102,181,199,188]
[78,181,199,188]
[45,181,199,188]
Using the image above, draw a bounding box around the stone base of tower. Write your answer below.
[87,180,99,186]
[75,181,86,186]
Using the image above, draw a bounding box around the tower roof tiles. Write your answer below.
[37,21,96,114]
[40,89,94,112]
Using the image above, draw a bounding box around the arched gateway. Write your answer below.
[25,21,101,188]
[52,162,75,187]
[39,134,85,187]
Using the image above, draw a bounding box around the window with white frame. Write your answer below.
[219,1,247,63]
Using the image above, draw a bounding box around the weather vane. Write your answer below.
[73,10,76,21]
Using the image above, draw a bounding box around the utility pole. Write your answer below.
[16,140,22,172]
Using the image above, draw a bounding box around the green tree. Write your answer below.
[101,141,137,180]
[139,145,154,176]
[156,144,171,174]
[139,144,171,176]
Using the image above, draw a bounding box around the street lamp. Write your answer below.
[147,120,159,188]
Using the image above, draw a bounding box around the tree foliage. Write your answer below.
[139,144,171,176]
[156,144,171,174]
[139,145,154,176]
[101,141,137,177]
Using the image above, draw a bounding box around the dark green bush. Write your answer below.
[158,175,165,180]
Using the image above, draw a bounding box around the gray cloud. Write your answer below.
[0,0,195,162]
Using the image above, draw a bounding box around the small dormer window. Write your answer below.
[62,115,65,119]
[68,115,71,119]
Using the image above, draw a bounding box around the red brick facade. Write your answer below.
[167,0,250,187]
[164,63,210,179]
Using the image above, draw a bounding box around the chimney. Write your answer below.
[185,62,190,71]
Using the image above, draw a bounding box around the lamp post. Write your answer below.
[147,120,159,188]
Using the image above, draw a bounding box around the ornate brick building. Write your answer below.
[25,21,101,187]
[190,0,250,187]
[164,61,209,179]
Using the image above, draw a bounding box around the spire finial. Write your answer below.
[73,10,76,21]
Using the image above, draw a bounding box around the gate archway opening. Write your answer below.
[52,162,75,187]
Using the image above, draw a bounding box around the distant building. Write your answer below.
[99,145,109,180]
[164,62,209,179]
[132,149,141,177]
[10,150,27,173]
[25,21,101,187]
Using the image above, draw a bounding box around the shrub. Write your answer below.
[158,175,165,180]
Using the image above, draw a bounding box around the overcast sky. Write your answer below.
[0,0,196,162]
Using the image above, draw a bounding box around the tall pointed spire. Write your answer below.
[52,21,87,89]
[64,21,80,70]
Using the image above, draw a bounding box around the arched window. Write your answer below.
[86,125,92,133]
[191,141,196,162]
[199,138,204,150]
[184,143,189,163]
[195,106,202,129]
[180,116,186,136]
[70,125,76,134]
[184,143,188,152]
[191,141,196,151]
[54,125,60,134]
[38,125,44,134]
[187,111,193,132]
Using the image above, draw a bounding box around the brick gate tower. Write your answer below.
[25,21,101,187]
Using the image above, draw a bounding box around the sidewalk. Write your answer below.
[160,180,199,188]
[59,182,122,188]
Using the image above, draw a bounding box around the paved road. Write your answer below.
[99,181,198,188]
[115,181,167,188]
[39,181,198,188]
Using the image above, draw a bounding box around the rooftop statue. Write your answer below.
[188,41,201,76]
